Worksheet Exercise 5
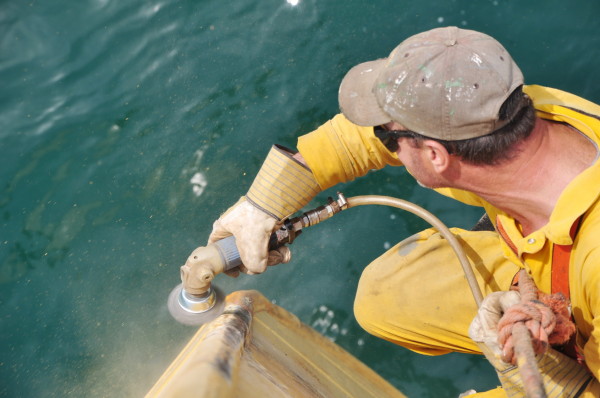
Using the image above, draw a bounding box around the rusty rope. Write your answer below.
[497,270,576,364]
[495,270,578,398]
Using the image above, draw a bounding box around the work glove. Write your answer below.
[468,291,593,397]
[208,145,321,276]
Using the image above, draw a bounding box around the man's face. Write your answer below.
[396,139,450,189]
[382,121,445,189]
[395,140,433,188]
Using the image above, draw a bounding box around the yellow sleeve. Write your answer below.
[296,114,401,190]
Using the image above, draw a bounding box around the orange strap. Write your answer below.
[551,218,581,300]
[552,244,573,298]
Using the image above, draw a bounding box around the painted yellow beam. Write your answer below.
[147,290,407,398]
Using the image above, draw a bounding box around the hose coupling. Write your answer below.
[296,192,348,228]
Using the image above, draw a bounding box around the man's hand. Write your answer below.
[469,290,592,397]
[207,145,320,277]
[469,290,521,357]
[208,198,291,276]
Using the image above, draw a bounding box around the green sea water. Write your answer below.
[1,1,599,396]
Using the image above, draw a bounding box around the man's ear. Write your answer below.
[423,140,451,173]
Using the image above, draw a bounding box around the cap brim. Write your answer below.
[338,59,392,127]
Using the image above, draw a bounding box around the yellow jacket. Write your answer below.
[297,85,600,394]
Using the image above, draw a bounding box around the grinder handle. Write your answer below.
[212,236,243,271]
[212,225,299,272]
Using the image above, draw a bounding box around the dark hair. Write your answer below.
[377,86,537,165]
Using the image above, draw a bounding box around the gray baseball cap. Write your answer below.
[338,26,524,140]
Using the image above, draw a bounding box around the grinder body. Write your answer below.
[168,193,349,325]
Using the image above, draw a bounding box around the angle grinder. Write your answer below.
[167,193,349,326]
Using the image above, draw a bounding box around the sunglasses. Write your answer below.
[374,127,417,152]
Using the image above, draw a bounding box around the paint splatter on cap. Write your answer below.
[338,26,524,140]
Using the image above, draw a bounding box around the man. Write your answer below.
[208,27,600,396]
